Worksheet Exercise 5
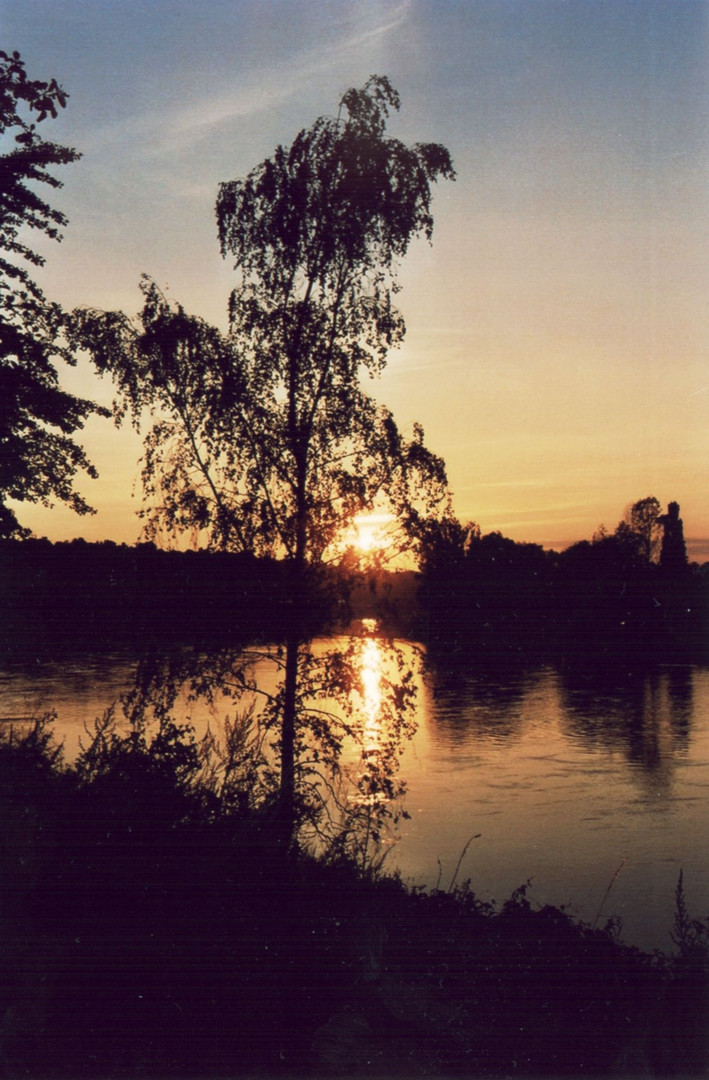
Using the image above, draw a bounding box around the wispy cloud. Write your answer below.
[87,1,412,159]
[161,1,412,151]
[458,480,554,490]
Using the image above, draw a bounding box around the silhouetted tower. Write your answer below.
[659,502,687,571]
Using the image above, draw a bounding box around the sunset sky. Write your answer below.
[5,0,708,557]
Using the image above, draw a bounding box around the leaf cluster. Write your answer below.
[1,51,107,538]
[0,50,79,304]
[217,76,454,309]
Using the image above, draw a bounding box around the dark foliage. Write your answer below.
[1,717,707,1078]
[0,51,108,539]
[418,504,709,668]
[0,536,311,657]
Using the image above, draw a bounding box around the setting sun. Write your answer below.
[352,513,394,554]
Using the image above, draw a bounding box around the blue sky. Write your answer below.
[4,0,708,553]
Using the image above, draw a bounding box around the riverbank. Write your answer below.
[3,642,709,956]
[2,718,707,1078]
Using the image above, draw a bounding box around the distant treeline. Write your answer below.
[3,499,708,665]
[417,506,709,667]
[0,537,418,658]
[0,538,302,655]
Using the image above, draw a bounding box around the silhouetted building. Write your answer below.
[659,502,687,571]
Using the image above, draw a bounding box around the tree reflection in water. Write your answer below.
[558,666,694,799]
[97,623,423,871]
[425,664,539,745]
[331,622,420,874]
[421,654,697,800]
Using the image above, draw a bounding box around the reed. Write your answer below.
[592,855,628,930]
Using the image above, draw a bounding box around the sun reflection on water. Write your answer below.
[360,636,383,752]
[351,620,390,808]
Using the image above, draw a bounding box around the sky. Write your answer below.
[4,0,708,557]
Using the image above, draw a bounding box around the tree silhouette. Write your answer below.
[0,50,107,538]
[71,76,454,843]
[615,496,662,563]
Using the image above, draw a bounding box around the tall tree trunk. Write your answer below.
[278,470,308,848]
[279,627,299,847]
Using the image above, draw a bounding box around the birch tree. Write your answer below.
[72,76,454,843]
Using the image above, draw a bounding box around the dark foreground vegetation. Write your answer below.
[2,716,708,1079]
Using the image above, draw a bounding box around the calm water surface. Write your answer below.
[1,638,707,952]
[392,655,709,953]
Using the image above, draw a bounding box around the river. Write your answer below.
[1,634,707,952]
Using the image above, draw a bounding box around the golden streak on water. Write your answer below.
[351,629,389,809]
[360,637,383,752]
